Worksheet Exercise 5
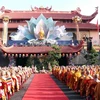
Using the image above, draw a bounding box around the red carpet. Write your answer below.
[22,74,69,100]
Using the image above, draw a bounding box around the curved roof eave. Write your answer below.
[0,40,84,54]
[77,7,98,21]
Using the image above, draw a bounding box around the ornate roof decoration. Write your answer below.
[31,6,52,11]
[71,7,81,14]
[9,14,73,46]
[0,7,97,22]
[76,7,98,22]
[76,7,81,14]
[0,6,12,13]
[0,7,98,31]
[91,7,98,18]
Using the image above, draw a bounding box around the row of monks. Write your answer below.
[0,66,33,100]
[52,65,100,100]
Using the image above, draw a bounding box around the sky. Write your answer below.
[0,0,99,24]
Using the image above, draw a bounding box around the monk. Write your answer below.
[94,82,100,100]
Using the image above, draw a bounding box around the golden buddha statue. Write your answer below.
[38,27,45,40]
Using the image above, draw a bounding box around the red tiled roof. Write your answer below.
[0,23,26,29]
[0,22,99,30]
[0,8,98,21]
[56,22,100,30]
[0,40,84,54]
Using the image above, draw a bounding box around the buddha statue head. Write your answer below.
[38,27,45,40]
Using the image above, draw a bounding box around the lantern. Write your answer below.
[15,54,18,57]
[66,54,68,57]
[69,53,72,57]
[59,53,61,57]
[40,53,43,57]
[34,54,36,57]
[78,52,80,55]
[19,54,21,57]
[30,54,33,57]
[62,53,65,57]
[4,53,7,56]
[45,54,47,56]
[22,54,25,57]
[8,54,10,57]
[26,54,28,57]
[12,54,14,57]
[74,53,77,56]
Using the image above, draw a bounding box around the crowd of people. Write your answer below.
[52,65,100,100]
[0,66,33,100]
[1,64,100,100]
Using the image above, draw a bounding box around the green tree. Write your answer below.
[26,56,42,70]
[26,57,33,67]
[26,45,61,70]
[84,48,98,65]
[43,44,61,68]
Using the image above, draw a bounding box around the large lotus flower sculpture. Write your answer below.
[10,14,72,45]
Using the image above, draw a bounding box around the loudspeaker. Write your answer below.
[87,41,92,52]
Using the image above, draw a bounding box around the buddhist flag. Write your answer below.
[97,20,99,32]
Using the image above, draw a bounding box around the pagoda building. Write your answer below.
[0,6,99,66]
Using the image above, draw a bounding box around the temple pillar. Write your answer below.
[72,16,82,41]
[76,23,80,40]
[2,16,9,45]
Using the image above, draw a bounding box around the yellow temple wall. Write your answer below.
[0,30,99,46]
[80,30,99,45]
[90,31,99,45]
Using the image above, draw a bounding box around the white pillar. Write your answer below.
[72,16,82,41]
[2,16,9,46]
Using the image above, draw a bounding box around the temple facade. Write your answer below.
[0,6,99,45]
[0,6,99,66]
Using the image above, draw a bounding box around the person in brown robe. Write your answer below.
[94,82,100,100]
